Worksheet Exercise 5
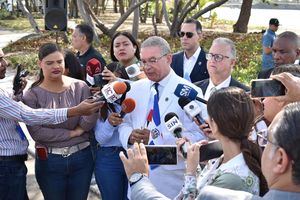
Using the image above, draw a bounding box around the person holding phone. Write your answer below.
[121,87,268,199]
[101,31,146,83]
[262,64,300,124]
[93,32,144,200]
[22,43,97,200]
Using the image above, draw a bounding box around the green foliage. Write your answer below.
[0,18,44,31]
[3,30,262,85]
[7,52,39,75]
[0,9,16,20]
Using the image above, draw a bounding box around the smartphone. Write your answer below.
[145,145,177,165]
[199,140,223,162]
[251,79,286,98]
[36,146,48,160]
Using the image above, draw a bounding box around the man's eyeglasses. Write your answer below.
[141,54,167,66]
[256,129,278,148]
[178,31,194,38]
[206,53,231,62]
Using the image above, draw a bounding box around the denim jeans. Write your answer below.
[0,160,28,200]
[95,146,128,200]
[35,146,94,200]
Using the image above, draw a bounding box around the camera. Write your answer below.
[145,145,177,165]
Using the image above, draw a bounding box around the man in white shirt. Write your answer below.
[195,37,249,101]
[118,36,206,198]
[171,18,208,83]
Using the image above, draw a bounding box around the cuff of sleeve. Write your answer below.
[55,108,68,123]
[183,175,197,196]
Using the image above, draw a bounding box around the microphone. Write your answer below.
[174,84,207,104]
[92,81,127,103]
[164,112,187,158]
[125,63,141,80]
[178,97,206,125]
[86,58,102,86]
[120,98,136,118]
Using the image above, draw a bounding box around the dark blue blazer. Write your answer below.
[194,77,250,95]
[171,49,209,83]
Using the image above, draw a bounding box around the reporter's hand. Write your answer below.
[186,140,208,176]
[102,67,117,83]
[68,99,104,117]
[119,143,149,179]
[18,77,27,93]
[194,117,214,139]
[108,112,123,126]
[129,129,150,145]
[271,72,300,102]
[90,86,100,95]
[176,137,189,159]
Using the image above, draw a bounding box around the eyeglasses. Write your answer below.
[256,129,279,148]
[178,31,194,38]
[141,54,167,66]
[206,53,230,62]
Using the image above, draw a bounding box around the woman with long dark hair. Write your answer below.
[23,43,97,200]
[177,87,268,199]
[94,31,144,200]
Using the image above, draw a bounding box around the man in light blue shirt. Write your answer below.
[262,18,279,69]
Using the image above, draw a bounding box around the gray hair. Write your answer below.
[141,36,171,56]
[212,37,236,59]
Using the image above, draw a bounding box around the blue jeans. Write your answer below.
[0,160,28,200]
[35,146,94,200]
[95,146,128,200]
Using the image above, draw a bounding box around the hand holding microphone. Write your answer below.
[91,81,127,103]
[109,98,136,127]
[164,112,187,158]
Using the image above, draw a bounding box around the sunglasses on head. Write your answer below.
[178,31,194,38]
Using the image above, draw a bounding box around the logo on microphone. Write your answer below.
[179,85,193,97]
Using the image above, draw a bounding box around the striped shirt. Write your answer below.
[0,88,68,156]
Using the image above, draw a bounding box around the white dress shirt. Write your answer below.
[183,47,201,81]
[204,76,232,100]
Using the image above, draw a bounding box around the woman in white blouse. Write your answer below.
[177,87,269,199]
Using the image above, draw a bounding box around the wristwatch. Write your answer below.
[129,172,146,187]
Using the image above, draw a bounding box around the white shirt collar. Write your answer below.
[218,153,245,171]
[150,69,174,92]
[183,46,201,60]
[183,47,201,80]
[204,76,232,100]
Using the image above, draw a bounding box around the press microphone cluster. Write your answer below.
[178,97,206,125]
[91,81,129,103]
[174,84,207,104]
[164,112,187,158]
[86,58,103,86]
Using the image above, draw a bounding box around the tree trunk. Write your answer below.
[155,0,163,23]
[132,0,139,39]
[113,0,118,13]
[17,0,41,33]
[77,0,100,44]
[233,0,253,33]
[140,2,148,23]
[118,0,125,15]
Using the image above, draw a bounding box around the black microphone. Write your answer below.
[178,97,207,126]
[174,84,207,104]
[164,112,187,158]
